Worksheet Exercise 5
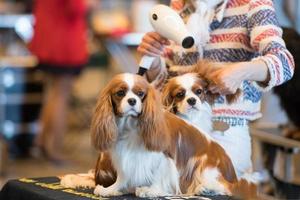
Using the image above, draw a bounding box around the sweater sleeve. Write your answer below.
[247,0,295,92]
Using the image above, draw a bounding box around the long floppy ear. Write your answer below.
[161,82,174,111]
[91,85,117,152]
[139,86,170,152]
[204,90,220,105]
[204,89,241,105]
[225,89,241,104]
[201,78,220,105]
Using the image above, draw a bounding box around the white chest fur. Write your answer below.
[179,103,213,138]
[111,117,179,192]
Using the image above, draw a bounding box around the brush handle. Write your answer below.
[137,55,156,76]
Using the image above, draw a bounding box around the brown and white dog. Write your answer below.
[162,72,259,194]
[72,73,256,198]
[162,73,216,135]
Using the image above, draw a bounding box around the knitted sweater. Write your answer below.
[204,0,294,124]
[147,0,294,125]
[163,0,291,126]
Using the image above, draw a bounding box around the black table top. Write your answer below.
[0,177,234,200]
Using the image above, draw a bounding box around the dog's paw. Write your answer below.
[195,185,226,196]
[135,186,165,198]
[94,185,122,197]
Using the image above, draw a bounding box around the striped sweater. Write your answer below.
[172,0,295,125]
[207,0,294,123]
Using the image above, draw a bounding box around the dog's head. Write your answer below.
[162,73,216,116]
[91,73,169,152]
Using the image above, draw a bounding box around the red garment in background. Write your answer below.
[29,0,88,67]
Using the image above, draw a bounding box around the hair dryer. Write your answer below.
[137,4,195,76]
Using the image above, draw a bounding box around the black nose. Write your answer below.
[128,98,137,106]
[187,97,196,106]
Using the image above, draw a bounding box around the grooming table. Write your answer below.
[0,177,235,200]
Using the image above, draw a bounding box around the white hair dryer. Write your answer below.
[137,4,195,76]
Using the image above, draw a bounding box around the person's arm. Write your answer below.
[208,60,269,94]
[247,0,295,91]
[208,0,295,95]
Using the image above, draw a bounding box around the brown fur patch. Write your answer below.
[140,85,170,152]
[94,152,117,187]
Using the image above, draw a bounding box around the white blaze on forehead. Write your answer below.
[120,73,142,115]
[175,73,197,90]
[123,73,135,89]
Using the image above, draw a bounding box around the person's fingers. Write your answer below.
[171,0,184,10]
[137,46,161,57]
[148,32,170,45]
[163,48,173,58]
[142,36,164,51]
[138,32,170,56]
[138,43,163,56]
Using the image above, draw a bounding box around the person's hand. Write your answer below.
[137,32,171,57]
[207,63,248,95]
[170,0,185,10]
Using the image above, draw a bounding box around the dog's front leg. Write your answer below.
[94,175,126,197]
[136,158,180,197]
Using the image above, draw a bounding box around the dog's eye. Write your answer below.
[176,91,185,98]
[116,90,126,97]
[195,89,202,95]
[137,91,145,97]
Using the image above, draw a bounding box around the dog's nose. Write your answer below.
[187,97,196,106]
[128,98,137,106]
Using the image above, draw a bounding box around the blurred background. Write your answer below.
[0,0,300,199]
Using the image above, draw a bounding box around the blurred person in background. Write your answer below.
[138,0,295,177]
[29,0,89,162]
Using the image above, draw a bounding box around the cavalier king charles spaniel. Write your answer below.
[62,73,256,199]
[162,73,216,135]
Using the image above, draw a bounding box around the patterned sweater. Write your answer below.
[147,0,295,126]
[191,0,294,125]
[161,0,294,126]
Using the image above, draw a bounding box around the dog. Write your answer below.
[161,72,259,194]
[71,73,255,198]
[162,73,217,135]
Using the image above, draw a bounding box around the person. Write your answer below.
[29,0,88,162]
[138,0,295,177]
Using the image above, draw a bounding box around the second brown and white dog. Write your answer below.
[161,72,258,191]
[162,73,216,135]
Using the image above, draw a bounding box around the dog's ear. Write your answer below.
[140,85,170,151]
[204,89,220,105]
[91,84,118,152]
[225,89,241,104]
[205,89,241,105]
[161,81,175,111]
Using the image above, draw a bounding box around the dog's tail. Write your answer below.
[230,172,259,199]
[94,152,117,187]
[60,153,116,189]
[60,170,95,188]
